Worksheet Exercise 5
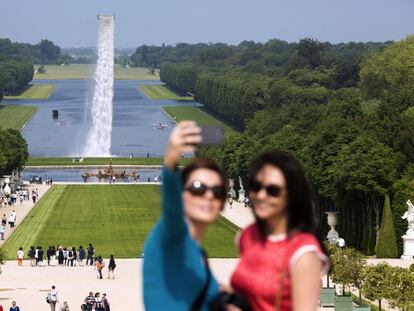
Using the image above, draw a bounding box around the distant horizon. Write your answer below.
[1,0,413,48]
[3,36,409,51]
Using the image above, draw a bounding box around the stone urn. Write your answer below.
[325,211,339,243]
[3,176,11,197]
[228,179,236,199]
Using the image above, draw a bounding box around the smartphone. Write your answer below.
[200,126,224,145]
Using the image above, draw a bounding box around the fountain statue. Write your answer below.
[401,199,414,260]
[83,15,115,156]
[238,176,246,203]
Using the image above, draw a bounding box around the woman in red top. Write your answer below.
[230,152,329,311]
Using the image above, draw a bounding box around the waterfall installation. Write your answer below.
[83,15,115,156]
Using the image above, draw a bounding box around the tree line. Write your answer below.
[0,38,71,64]
[146,36,414,256]
[0,57,34,98]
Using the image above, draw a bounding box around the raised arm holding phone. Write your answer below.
[143,121,227,311]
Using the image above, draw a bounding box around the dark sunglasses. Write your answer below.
[185,180,226,200]
[249,180,284,197]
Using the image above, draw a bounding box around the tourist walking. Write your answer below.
[67,247,74,266]
[86,244,94,266]
[63,247,67,266]
[9,301,20,311]
[107,255,116,279]
[47,246,52,266]
[102,294,110,311]
[0,223,5,240]
[8,211,16,228]
[37,246,44,266]
[229,151,329,311]
[1,214,7,226]
[228,196,233,208]
[78,246,85,266]
[96,256,104,279]
[28,246,35,266]
[143,121,226,311]
[94,292,104,311]
[51,246,56,266]
[57,246,64,266]
[47,286,59,311]
[17,247,24,266]
[59,301,69,311]
[84,292,95,311]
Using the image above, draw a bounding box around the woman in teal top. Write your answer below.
[143,121,227,311]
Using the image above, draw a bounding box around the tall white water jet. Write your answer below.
[83,15,114,156]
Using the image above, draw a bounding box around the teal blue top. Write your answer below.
[143,167,219,311]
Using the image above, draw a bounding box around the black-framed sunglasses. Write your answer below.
[249,180,284,197]
[185,180,226,200]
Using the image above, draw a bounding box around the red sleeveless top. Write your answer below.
[231,224,329,311]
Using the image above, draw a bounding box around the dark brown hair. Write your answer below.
[181,157,227,203]
[249,151,328,255]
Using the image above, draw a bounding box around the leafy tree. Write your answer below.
[375,194,398,258]
[387,266,414,310]
[331,135,398,253]
[0,128,29,175]
[329,246,366,303]
[39,39,61,62]
[362,263,391,311]
[360,35,414,106]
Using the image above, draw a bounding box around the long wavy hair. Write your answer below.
[249,151,327,254]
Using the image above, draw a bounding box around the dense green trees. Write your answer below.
[0,128,28,175]
[0,58,33,95]
[137,36,414,256]
[0,37,68,64]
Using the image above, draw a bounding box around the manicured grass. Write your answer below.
[26,157,191,166]
[162,106,236,135]
[4,84,55,100]
[2,185,238,259]
[140,85,193,101]
[34,64,159,80]
[0,105,38,130]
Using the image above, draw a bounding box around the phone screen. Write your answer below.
[200,126,224,145]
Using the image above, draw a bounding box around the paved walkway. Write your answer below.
[0,184,50,246]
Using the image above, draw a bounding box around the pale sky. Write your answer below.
[1,0,413,48]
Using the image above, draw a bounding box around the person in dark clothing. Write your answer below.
[67,248,74,266]
[28,246,35,266]
[107,255,116,279]
[86,244,94,266]
[78,246,85,266]
[47,246,52,266]
[37,246,44,266]
[57,246,64,266]
[84,292,95,311]
[72,247,77,266]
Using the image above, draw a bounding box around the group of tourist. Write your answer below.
[0,188,39,207]
[0,210,16,240]
[46,286,111,311]
[16,244,117,279]
[82,291,110,311]
[143,121,330,311]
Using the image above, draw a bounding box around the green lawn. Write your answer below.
[26,157,191,166]
[140,85,193,101]
[0,105,38,130]
[4,84,55,100]
[162,106,236,135]
[2,185,238,259]
[34,64,159,80]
